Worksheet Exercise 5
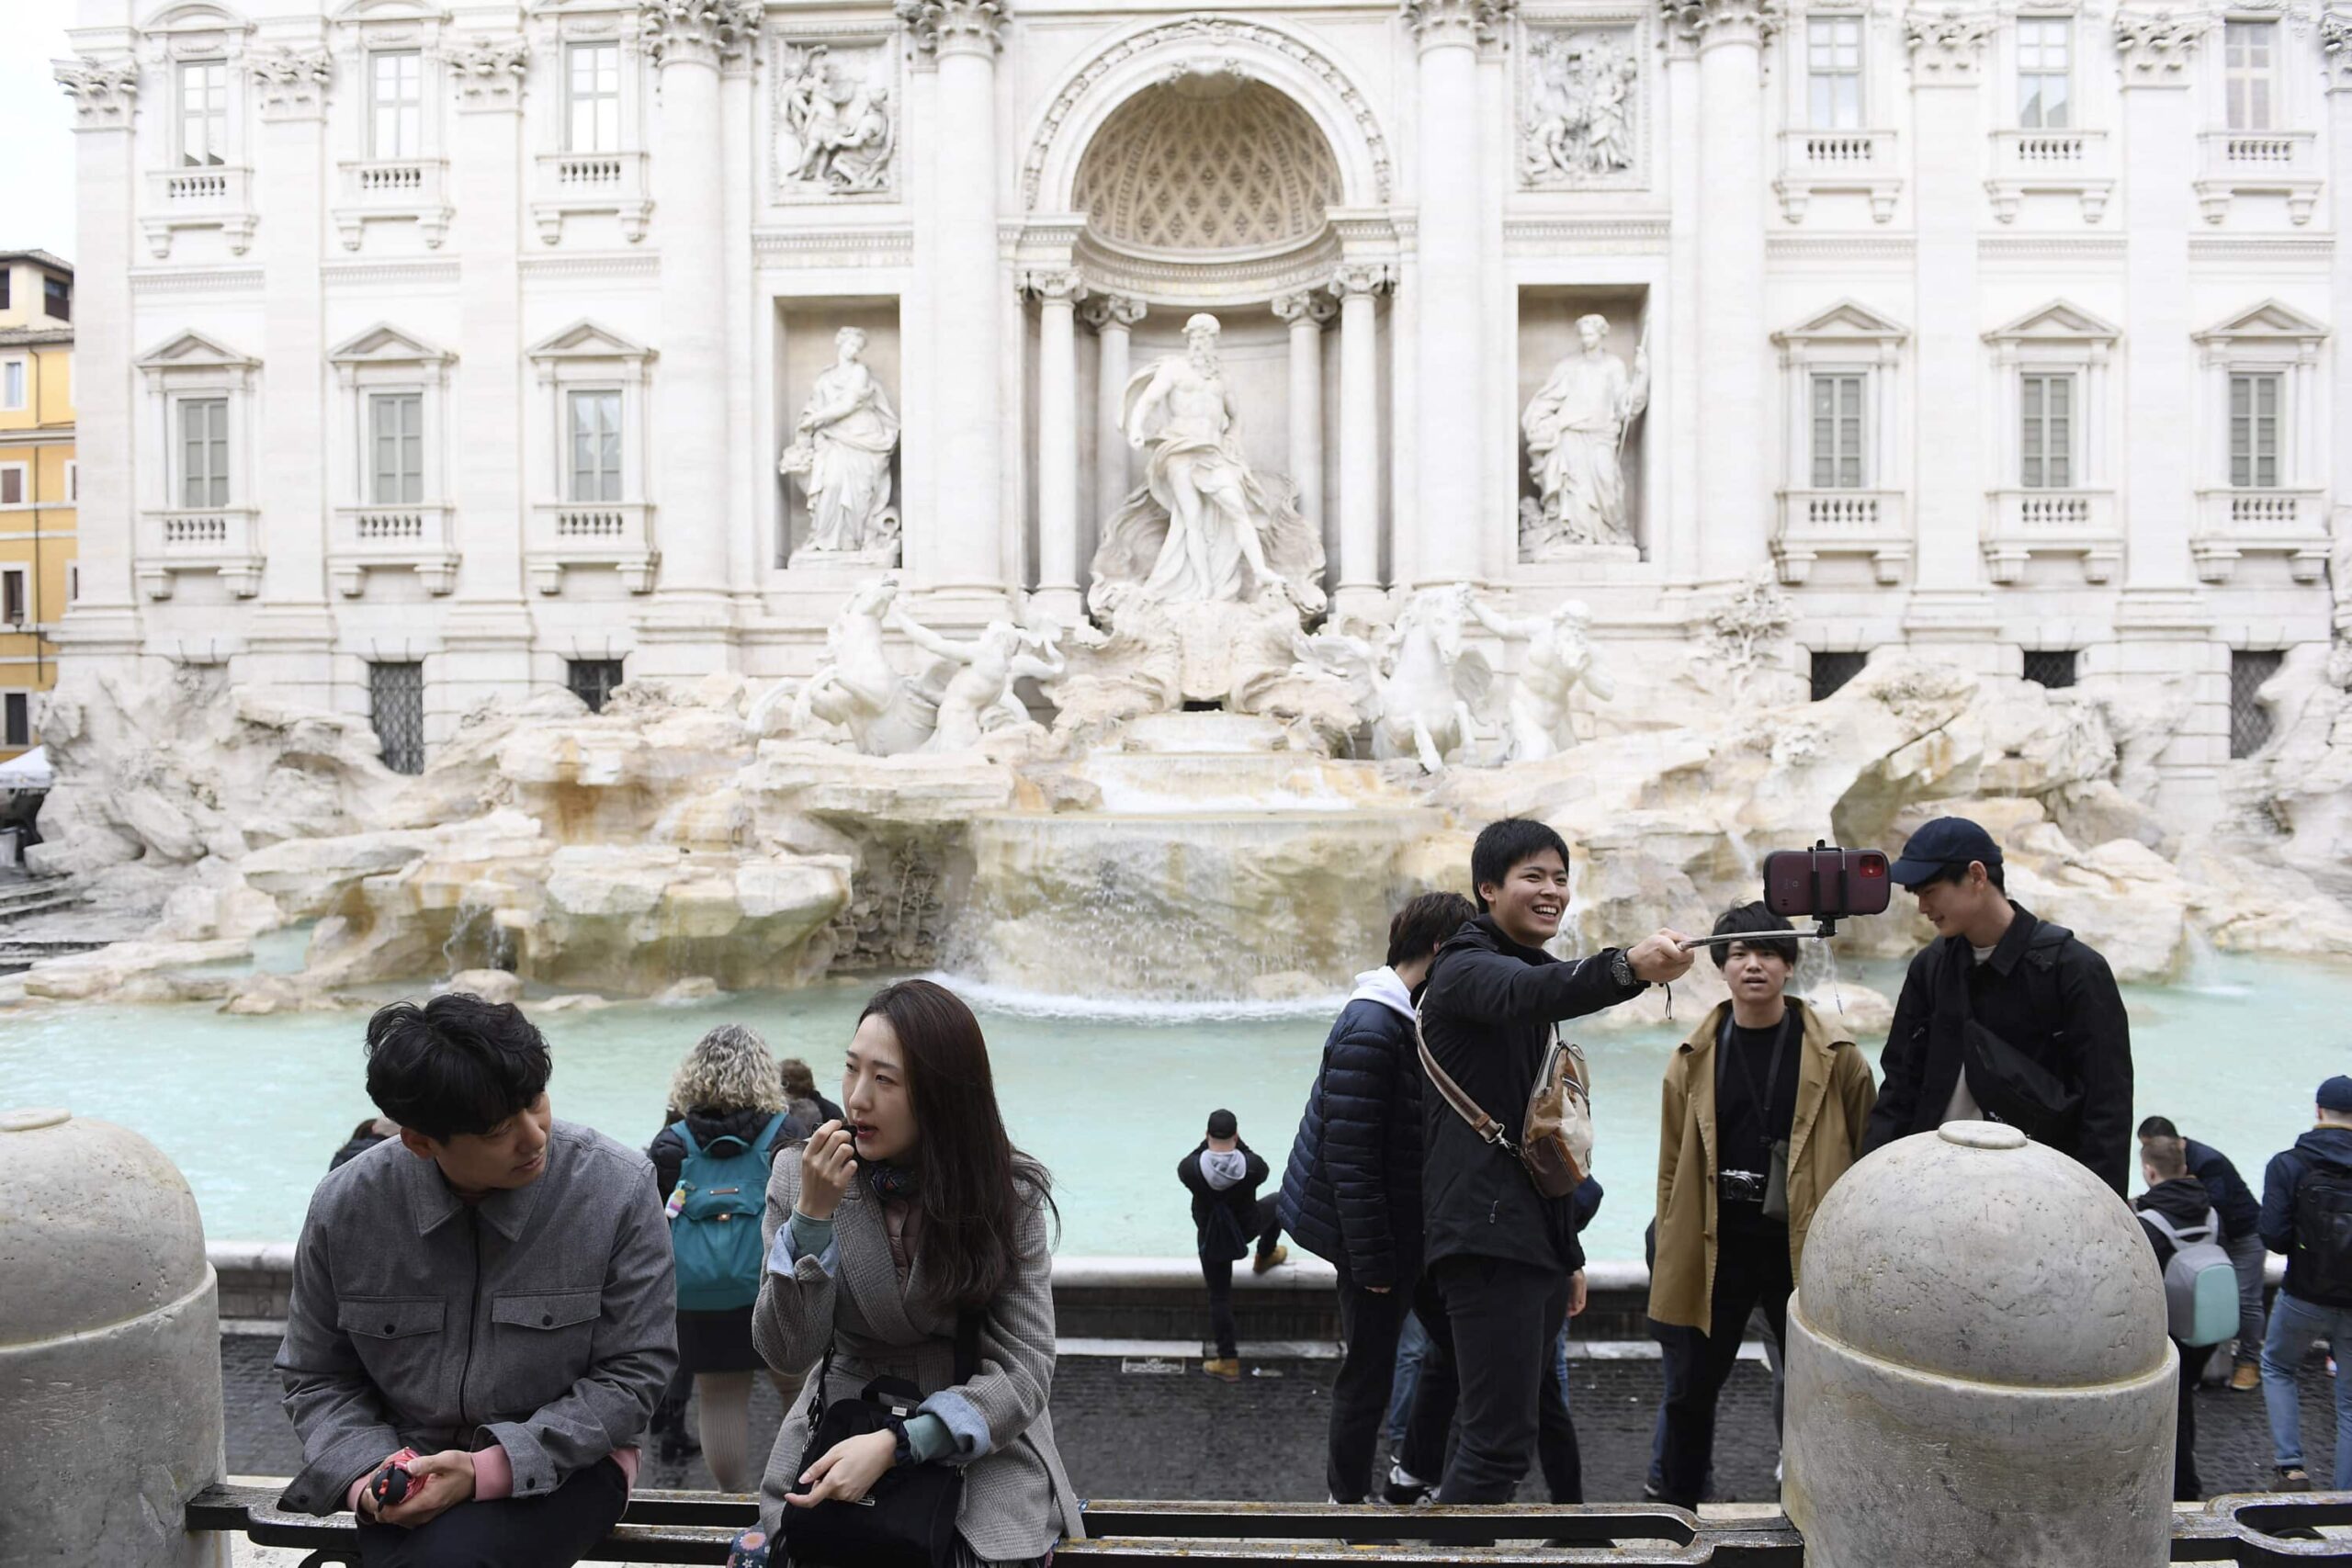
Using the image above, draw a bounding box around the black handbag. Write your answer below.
[778,1312,980,1568]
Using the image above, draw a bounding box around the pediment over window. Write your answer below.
[2194,299,2328,346]
[526,319,653,365]
[330,0,448,23]
[136,329,259,372]
[141,2,254,34]
[329,323,455,367]
[1984,299,2120,344]
[1772,299,1909,346]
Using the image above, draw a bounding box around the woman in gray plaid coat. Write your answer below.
[751,979,1083,1566]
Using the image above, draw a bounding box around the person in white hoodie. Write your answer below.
[1276,892,1477,1504]
[1178,1109,1287,1382]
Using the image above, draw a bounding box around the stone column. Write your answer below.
[49,58,143,663]
[1675,0,1773,585]
[1401,0,1509,588]
[442,38,534,719]
[2114,9,2221,822]
[1272,288,1335,539]
[636,0,759,676]
[1082,294,1144,536]
[1331,264,1390,618]
[2324,11,2352,640]
[1028,269,1086,618]
[244,46,337,711]
[1901,9,1997,654]
[1660,25,1702,588]
[902,0,1010,615]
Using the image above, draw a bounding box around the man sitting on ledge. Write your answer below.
[274,993,678,1568]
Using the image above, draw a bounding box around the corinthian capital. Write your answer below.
[246,46,334,119]
[640,0,763,68]
[1329,263,1395,300]
[898,0,1007,56]
[53,56,140,128]
[2322,10,2352,91]
[2111,7,2209,84]
[1401,0,1518,50]
[1080,295,1147,332]
[1660,0,1783,49]
[1905,6,1993,82]
[1273,289,1339,326]
[1023,269,1088,305]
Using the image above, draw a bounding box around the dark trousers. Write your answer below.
[2176,1339,2216,1501]
[1199,1196,1283,1358]
[1393,1271,1458,1484]
[1430,1253,1575,1505]
[358,1457,628,1568]
[1657,1224,1793,1509]
[1329,1265,1419,1502]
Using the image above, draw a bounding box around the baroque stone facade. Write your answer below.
[48,0,2352,827]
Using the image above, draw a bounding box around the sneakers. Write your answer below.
[2274,1465,2312,1492]
[2231,1362,2262,1392]
[1252,1245,1291,1275]
[1380,1463,1435,1508]
[1202,1356,1242,1382]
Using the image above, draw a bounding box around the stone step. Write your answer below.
[0,936,110,973]
[0,890,82,924]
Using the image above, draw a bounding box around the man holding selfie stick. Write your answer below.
[1862,816,2134,1194]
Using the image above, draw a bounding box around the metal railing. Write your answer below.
[186,1487,2352,1567]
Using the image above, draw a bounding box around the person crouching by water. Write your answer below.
[1181,1109,1290,1382]
[1649,903,1877,1509]
[748,978,1082,1566]
[648,1024,808,1493]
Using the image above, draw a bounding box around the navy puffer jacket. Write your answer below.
[1278,983,1424,1290]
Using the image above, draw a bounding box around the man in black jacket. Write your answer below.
[2142,1114,2267,1392]
[1179,1110,1286,1382]
[1863,817,2133,1194]
[2136,1136,2227,1501]
[1419,818,1690,1505]
[1278,890,1476,1504]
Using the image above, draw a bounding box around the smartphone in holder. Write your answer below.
[1762,841,1892,935]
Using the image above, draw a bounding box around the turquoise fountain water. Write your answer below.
[4,950,2344,1261]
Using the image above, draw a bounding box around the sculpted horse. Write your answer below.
[1295,584,1494,773]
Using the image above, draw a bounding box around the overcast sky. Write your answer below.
[1,0,87,262]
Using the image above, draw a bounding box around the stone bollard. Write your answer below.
[0,1108,228,1568]
[1781,1121,2176,1568]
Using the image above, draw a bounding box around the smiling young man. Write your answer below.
[1647,903,1875,1508]
[1862,816,2133,1193]
[275,994,677,1567]
[1417,818,1691,1505]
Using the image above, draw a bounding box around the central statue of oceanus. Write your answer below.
[1088,313,1326,616]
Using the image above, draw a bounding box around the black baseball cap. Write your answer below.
[1888,817,2003,888]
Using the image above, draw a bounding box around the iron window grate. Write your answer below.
[2230,649,2283,759]
[568,659,625,715]
[2022,649,2078,689]
[1810,650,1866,703]
[370,660,425,774]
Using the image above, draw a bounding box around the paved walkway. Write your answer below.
[223,1332,2339,1506]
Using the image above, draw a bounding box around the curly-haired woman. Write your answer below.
[648,1023,809,1492]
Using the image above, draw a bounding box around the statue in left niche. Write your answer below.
[780,326,901,563]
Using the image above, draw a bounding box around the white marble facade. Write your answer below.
[50,0,2352,823]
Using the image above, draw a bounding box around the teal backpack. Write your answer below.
[667,1113,788,1312]
[2140,1206,2240,1348]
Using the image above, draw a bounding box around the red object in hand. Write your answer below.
[368,1450,421,1512]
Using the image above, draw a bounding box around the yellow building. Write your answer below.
[0,251,74,762]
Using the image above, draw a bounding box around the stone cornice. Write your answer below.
[1401,0,1519,50]
[54,55,140,129]
[129,265,266,295]
[1660,0,1783,48]
[640,0,763,68]
[897,0,1006,57]
[246,46,334,119]
[1905,6,1994,82]
[2111,7,2209,85]
[449,36,530,110]
[2323,10,2352,89]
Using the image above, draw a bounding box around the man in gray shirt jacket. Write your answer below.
[275,994,677,1567]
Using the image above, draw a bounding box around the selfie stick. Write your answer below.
[1677,928,1839,951]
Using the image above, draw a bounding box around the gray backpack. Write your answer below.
[2139,1206,2238,1347]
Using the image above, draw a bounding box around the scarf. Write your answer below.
[862,1158,919,1201]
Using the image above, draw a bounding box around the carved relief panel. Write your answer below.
[1518,19,1647,189]
[771,32,899,201]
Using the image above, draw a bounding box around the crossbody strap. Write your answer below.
[804,1309,983,1431]
[1412,1005,1517,1156]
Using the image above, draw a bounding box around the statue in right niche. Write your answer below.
[780,325,901,559]
[1521,312,1648,556]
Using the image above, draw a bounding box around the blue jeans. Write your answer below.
[1385,1310,1430,1450]
[2227,1230,2268,1366]
[2260,1291,2352,1486]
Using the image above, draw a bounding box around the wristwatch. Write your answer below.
[1608,948,1642,991]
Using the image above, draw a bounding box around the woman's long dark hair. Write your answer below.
[861,977,1057,1313]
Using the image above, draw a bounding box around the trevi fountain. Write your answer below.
[20,0,2352,1251]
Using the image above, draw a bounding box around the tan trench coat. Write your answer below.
[1647,996,1878,1333]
